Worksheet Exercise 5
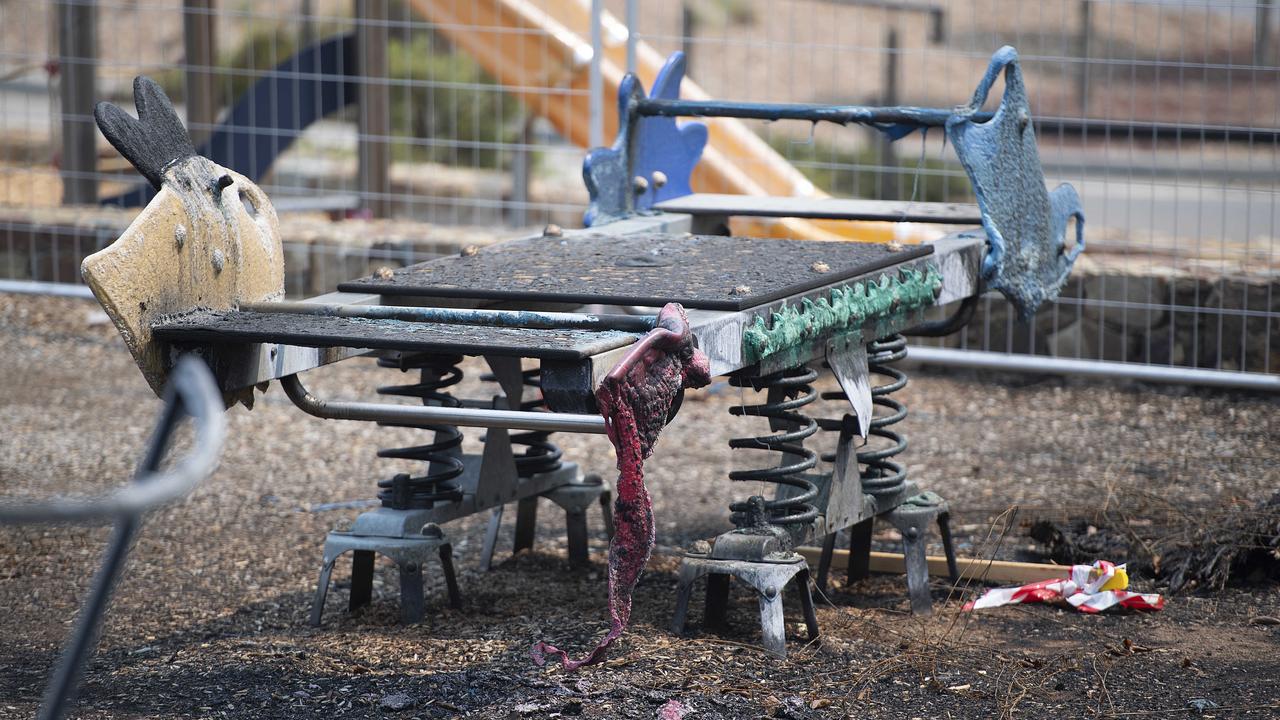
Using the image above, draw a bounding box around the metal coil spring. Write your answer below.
[727,365,820,528]
[374,353,466,509]
[818,334,909,498]
[507,368,563,477]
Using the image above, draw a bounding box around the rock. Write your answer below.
[380,693,415,711]
[1187,698,1219,713]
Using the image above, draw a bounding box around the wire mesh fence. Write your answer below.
[0,0,1275,375]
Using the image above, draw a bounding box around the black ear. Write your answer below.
[94,76,197,190]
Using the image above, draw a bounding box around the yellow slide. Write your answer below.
[408,0,934,243]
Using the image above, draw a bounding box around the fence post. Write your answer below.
[681,3,697,76]
[182,0,217,144]
[57,0,98,206]
[626,0,638,74]
[589,0,604,149]
[356,0,392,217]
[300,0,316,49]
[878,26,899,202]
[1078,0,1091,116]
[1258,0,1274,67]
[509,115,533,228]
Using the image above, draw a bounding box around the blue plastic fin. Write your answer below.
[583,52,707,226]
[946,46,1085,321]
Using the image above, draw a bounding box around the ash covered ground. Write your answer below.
[1,294,1277,719]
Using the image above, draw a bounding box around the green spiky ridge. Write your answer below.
[742,267,943,363]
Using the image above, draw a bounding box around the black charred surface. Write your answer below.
[151,309,639,360]
[94,77,198,190]
[339,232,932,310]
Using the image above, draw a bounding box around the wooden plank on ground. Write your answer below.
[796,547,1073,585]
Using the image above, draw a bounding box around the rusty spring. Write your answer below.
[727,365,820,528]
[375,353,465,509]
[818,334,909,498]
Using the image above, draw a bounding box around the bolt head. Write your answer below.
[632,175,649,194]
[651,170,668,188]
[421,523,442,538]
[765,585,778,599]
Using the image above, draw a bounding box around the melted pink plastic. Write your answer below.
[532,304,710,670]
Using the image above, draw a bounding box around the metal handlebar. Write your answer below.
[0,357,226,524]
[0,356,226,720]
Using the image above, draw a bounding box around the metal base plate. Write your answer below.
[152,309,639,359]
[338,232,931,311]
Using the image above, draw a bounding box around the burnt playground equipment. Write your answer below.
[586,48,1081,653]
[80,45,1082,657]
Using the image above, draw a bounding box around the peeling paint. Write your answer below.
[741,267,942,363]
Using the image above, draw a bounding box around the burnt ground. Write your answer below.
[0,292,1277,719]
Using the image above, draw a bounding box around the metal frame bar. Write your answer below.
[240,300,657,333]
[0,280,95,298]
[633,98,987,128]
[279,373,608,433]
[905,347,1280,393]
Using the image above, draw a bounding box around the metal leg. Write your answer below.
[675,556,812,657]
[439,544,461,609]
[901,526,933,616]
[399,561,425,623]
[757,585,788,657]
[313,520,461,626]
[598,489,615,539]
[479,504,504,571]
[704,573,731,630]
[937,511,960,585]
[671,562,701,634]
[815,532,837,592]
[795,569,820,642]
[513,496,538,553]
[565,508,589,566]
[847,518,873,583]
[310,558,336,626]
[884,492,951,615]
[349,549,375,611]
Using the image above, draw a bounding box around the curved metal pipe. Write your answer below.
[280,373,608,434]
[904,295,979,337]
[0,357,226,720]
[0,357,226,524]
